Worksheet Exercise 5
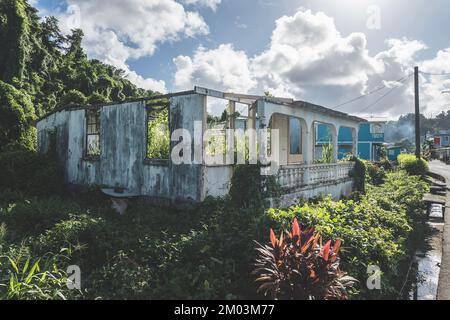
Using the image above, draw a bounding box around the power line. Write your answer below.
[420,71,450,76]
[358,75,412,114]
[332,73,413,110]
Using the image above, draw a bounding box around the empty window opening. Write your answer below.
[206,97,230,159]
[147,105,170,160]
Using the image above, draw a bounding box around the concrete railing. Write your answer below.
[277,162,354,191]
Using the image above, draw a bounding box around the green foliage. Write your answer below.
[147,108,170,159]
[253,219,356,300]
[0,146,64,197]
[229,165,264,209]
[365,161,386,186]
[0,0,155,148]
[60,89,87,106]
[349,157,366,193]
[397,154,429,176]
[0,81,36,149]
[267,171,429,299]
[0,243,77,300]
[0,167,429,300]
[315,143,334,164]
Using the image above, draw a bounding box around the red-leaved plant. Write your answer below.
[253,218,357,300]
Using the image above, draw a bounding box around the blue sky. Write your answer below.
[32,0,450,118]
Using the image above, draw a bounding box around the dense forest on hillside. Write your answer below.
[385,112,450,146]
[0,0,154,150]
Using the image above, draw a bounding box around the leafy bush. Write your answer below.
[267,171,428,299]
[397,154,429,176]
[229,165,264,209]
[0,243,79,300]
[0,81,36,149]
[349,157,366,193]
[0,195,82,241]
[60,89,87,106]
[0,146,64,196]
[253,218,356,300]
[365,161,386,185]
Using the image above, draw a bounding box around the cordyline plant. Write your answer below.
[253,218,357,300]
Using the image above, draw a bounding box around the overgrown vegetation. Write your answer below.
[0,147,430,299]
[268,170,429,299]
[0,0,155,150]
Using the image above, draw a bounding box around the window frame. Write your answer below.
[145,102,171,166]
[84,108,101,160]
[288,116,303,164]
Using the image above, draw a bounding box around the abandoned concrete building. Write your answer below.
[37,87,366,207]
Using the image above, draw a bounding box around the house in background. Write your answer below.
[433,131,450,148]
[317,119,386,161]
[357,120,386,161]
[387,145,402,161]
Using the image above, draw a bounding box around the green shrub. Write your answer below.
[0,196,82,241]
[266,171,428,299]
[349,157,366,193]
[397,154,429,176]
[229,165,264,209]
[253,218,356,300]
[365,161,386,185]
[0,146,64,196]
[0,243,80,300]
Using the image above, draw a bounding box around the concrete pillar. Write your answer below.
[332,125,339,163]
[310,121,316,164]
[352,127,358,157]
[249,103,257,130]
[228,101,236,130]
[302,121,311,164]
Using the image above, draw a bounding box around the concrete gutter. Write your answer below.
[432,169,450,300]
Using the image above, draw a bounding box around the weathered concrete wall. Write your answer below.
[37,102,171,199]
[268,179,353,208]
[203,166,233,198]
[37,96,210,204]
[170,94,206,202]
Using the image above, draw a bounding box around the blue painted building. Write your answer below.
[433,131,450,148]
[357,122,385,161]
[387,146,402,161]
[316,121,386,161]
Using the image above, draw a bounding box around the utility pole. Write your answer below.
[414,66,421,159]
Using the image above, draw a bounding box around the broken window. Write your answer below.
[147,106,170,160]
[86,109,101,157]
[205,97,229,161]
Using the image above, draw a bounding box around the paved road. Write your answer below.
[430,160,450,181]
[429,161,450,300]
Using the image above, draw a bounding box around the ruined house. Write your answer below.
[37,87,366,207]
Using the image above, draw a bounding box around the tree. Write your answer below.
[0,81,36,150]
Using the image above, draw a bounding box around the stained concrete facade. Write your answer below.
[37,87,366,205]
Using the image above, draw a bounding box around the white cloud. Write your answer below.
[182,0,222,11]
[173,8,450,118]
[173,44,256,93]
[53,0,211,93]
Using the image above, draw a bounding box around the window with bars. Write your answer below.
[86,110,101,157]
